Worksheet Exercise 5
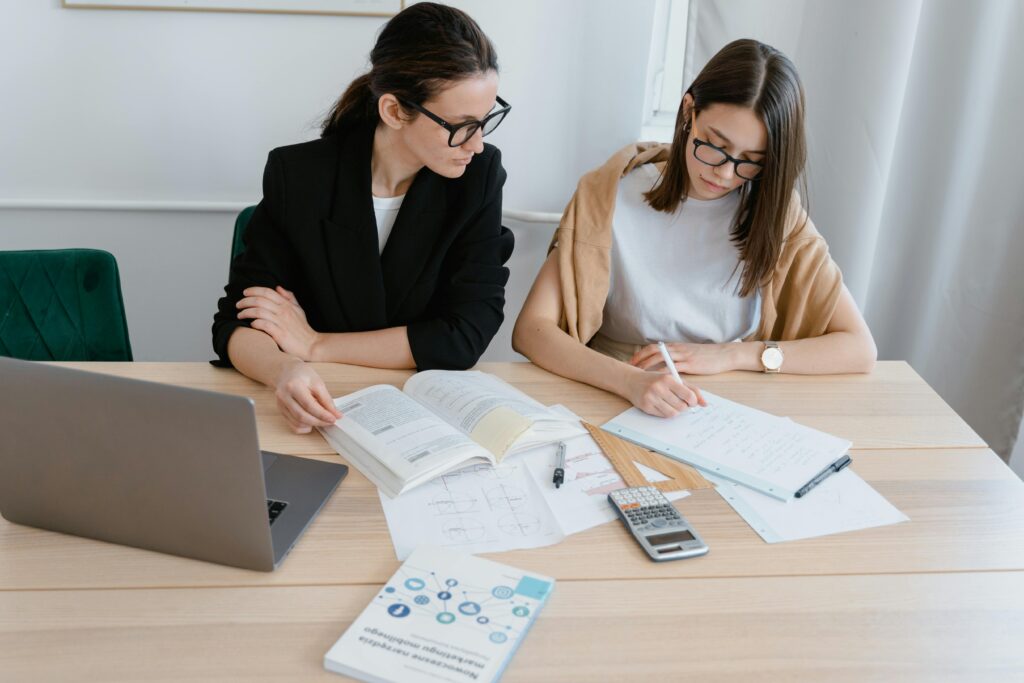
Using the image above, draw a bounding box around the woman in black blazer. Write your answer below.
[212,3,513,434]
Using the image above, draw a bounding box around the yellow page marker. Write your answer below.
[469,407,532,461]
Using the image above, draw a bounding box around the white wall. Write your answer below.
[0,0,656,360]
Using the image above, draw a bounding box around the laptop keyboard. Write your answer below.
[267,499,288,525]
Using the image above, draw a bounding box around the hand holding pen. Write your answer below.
[621,341,706,418]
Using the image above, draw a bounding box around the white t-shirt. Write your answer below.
[598,164,761,345]
[371,193,406,254]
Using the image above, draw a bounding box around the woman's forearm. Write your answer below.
[227,326,303,387]
[512,316,641,400]
[729,331,877,374]
[309,326,416,369]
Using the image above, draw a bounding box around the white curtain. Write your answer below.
[687,0,1024,461]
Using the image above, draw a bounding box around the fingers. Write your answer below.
[311,382,343,421]
[249,318,285,348]
[236,296,281,315]
[293,388,340,425]
[276,286,299,305]
[636,376,685,418]
[653,392,684,418]
[667,377,700,408]
[242,286,290,306]
[630,345,661,367]
[278,391,334,431]
[238,306,279,322]
[635,354,666,371]
[276,395,313,434]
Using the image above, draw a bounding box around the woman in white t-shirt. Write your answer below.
[513,39,877,418]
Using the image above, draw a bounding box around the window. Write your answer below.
[641,0,692,142]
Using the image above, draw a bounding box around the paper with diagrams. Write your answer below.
[379,430,689,559]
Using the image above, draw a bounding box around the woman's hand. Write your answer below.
[273,359,342,434]
[624,368,705,418]
[237,286,320,361]
[630,342,738,375]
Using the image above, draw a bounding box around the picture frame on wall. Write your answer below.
[63,0,404,18]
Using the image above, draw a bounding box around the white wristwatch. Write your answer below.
[761,341,784,373]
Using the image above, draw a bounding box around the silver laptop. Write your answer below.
[0,357,347,571]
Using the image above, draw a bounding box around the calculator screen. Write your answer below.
[647,530,695,546]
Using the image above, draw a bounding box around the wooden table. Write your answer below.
[2,362,1022,681]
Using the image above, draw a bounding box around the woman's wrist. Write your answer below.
[307,332,328,363]
[615,362,647,402]
[730,341,765,372]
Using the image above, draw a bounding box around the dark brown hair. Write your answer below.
[645,39,807,297]
[321,2,498,137]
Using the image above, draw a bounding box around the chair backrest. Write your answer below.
[0,249,133,361]
[230,205,258,266]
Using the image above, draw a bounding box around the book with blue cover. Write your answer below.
[324,545,554,683]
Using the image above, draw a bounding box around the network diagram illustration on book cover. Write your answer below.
[324,545,554,683]
[375,554,550,647]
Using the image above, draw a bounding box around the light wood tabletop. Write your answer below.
[1,361,1020,681]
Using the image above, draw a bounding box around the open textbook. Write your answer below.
[319,371,586,498]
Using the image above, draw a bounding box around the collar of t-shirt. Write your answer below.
[371,193,406,254]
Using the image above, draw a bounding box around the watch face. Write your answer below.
[762,347,784,370]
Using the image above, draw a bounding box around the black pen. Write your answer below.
[794,454,852,498]
[552,441,566,489]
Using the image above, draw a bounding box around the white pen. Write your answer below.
[657,341,683,385]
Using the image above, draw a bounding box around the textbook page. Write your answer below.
[328,385,488,483]
[404,371,581,459]
[605,391,851,499]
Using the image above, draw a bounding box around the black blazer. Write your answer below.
[212,124,514,370]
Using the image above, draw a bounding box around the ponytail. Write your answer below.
[320,2,498,138]
[322,73,376,138]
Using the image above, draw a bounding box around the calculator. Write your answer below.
[608,486,709,561]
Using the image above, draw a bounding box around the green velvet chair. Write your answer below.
[0,249,133,361]
[230,205,258,267]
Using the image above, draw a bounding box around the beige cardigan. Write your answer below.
[549,142,844,350]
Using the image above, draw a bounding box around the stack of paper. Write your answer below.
[603,391,909,543]
[604,391,852,501]
[379,432,688,559]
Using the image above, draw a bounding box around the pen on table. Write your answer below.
[794,454,853,498]
[552,441,566,489]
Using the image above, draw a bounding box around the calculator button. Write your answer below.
[651,519,667,528]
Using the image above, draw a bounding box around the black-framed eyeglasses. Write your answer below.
[692,137,764,181]
[400,95,511,147]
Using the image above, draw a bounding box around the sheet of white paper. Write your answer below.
[708,468,909,543]
[380,457,565,560]
[606,390,851,498]
[535,404,689,527]
[379,409,690,559]
[521,434,689,536]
